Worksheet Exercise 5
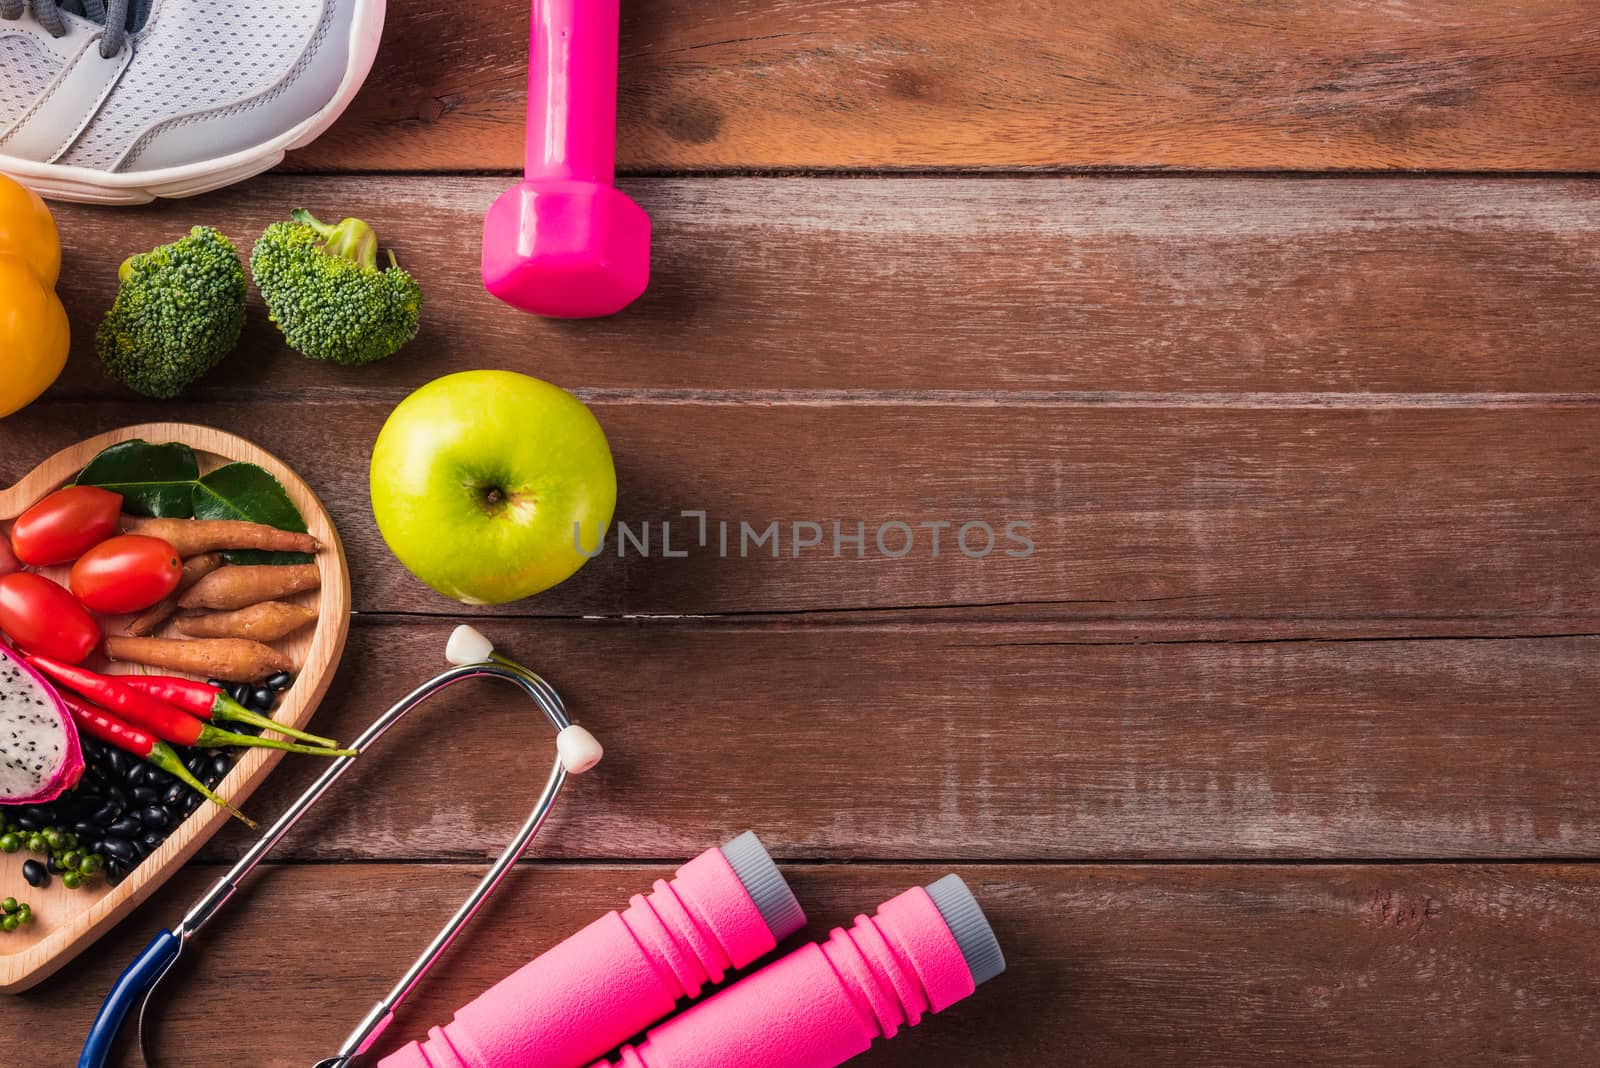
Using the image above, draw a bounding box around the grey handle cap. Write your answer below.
[925,874,1006,987]
[721,832,806,942]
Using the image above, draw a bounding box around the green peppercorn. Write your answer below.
[42,828,64,850]
[61,851,82,870]
[25,833,47,854]
[61,832,78,850]
[0,834,18,853]
[79,853,104,876]
[1,915,17,933]
[62,871,82,890]
[16,905,32,923]
[0,898,15,914]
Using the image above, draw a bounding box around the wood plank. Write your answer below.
[176,620,1600,863]
[1,400,1595,623]
[43,177,1600,398]
[285,1,1600,173]
[7,863,1598,1065]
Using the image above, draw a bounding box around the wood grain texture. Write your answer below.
[41,176,1600,398]
[1,400,1594,624]
[0,424,351,992]
[177,619,1600,863]
[0,4,1593,1063]
[7,863,1599,1066]
[283,1,1600,173]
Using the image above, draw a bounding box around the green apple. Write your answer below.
[370,370,616,604]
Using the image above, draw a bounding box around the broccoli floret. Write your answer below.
[96,226,247,399]
[250,209,421,366]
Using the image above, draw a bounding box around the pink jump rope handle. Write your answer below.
[378,834,803,1068]
[596,876,1006,1068]
[482,0,652,318]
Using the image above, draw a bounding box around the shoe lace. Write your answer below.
[0,0,133,58]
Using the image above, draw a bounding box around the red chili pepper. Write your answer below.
[60,693,255,827]
[27,656,354,758]
[118,675,339,748]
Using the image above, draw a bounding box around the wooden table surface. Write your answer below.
[6,1,1600,1063]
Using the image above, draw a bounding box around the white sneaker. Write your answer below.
[0,0,384,204]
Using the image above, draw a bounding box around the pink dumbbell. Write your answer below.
[481,0,651,318]
[595,876,1005,1068]
[378,833,803,1068]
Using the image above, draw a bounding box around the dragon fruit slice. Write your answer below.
[0,644,84,805]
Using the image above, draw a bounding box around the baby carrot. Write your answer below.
[178,563,320,611]
[103,634,293,682]
[121,517,321,557]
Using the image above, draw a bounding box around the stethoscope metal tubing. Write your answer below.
[76,652,578,1068]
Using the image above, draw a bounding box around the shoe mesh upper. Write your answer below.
[57,0,321,170]
[0,33,63,132]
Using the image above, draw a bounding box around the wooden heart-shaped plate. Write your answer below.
[0,423,350,992]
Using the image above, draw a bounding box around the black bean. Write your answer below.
[22,859,47,887]
[163,782,187,806]
[182,794,202,815]
[140,806,169,829]
[106,784,128,807]
[47,855,66,874]
[104,748,128,777]
[132,787,161,806]
[230,683,251,705]
[128,763,151,786]
[100,837,135,862]
[107,816,142,837]
[185,755,207,775]
[206,678,225,690]
[140,831,164,849]
[13,813,40,831]
[210,755,232,779]
[265,671,292,692]
[51,798,84,822]
[72,820,98,838]
[91,802,122,827]
[250,687,274,711]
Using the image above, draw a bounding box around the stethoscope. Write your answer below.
[77,626,603,1068]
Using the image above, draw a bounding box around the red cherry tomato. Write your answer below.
[0,572,100,663]
[69,534,182,614]
[9,485,123,565]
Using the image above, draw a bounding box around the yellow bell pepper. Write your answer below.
[0,174,69,419]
